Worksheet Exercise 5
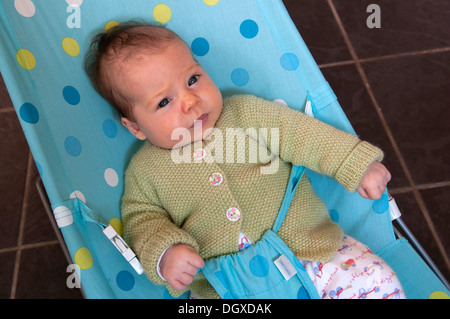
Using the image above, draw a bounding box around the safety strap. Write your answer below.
[52,198,144,275]
[272,165,306,233]
[272,98,314,233]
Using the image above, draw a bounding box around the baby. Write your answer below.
[85,21,405,299]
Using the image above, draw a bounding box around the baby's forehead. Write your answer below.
[103,38,194,87]
[111,37,190,65]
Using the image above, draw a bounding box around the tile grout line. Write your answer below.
[9,151,34,299]
[0,107,15,114]
[359,47,450,64]
[318,47,450,69]
[0,240,60,255]
[389,181,450,195]
[327,0,450,271]
[326,0,412,185]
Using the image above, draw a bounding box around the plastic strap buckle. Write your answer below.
[103,225,144,275]
[388,194,402,221]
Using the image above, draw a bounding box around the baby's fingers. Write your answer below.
[356,185,369,199]
[357,183,385,200]
[369,184,386,200]
[190,255,205,271]
[168,271,195,291]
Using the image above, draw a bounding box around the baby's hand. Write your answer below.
[356,161,391,200]
[159,243,205,291]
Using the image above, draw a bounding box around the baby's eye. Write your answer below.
[188,75,199,86]
[158,98,170,108]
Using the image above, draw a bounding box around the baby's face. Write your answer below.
[120,40,223,149]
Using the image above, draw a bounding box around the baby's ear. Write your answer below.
[120,117,146,140]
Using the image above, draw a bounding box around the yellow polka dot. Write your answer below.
[203,0,220,6]
[153,4,172,23]
[16,49,36,70]
[105,20,120,31]
[430,291,450,299]
[62,37,80,57]
[109,218,124,236]
[74,247,93,270]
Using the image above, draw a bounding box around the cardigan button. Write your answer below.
[209,172,223,186]
[226,207,240,222]
[193,148,206,161]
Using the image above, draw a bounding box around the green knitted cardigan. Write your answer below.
[121,95,383,298]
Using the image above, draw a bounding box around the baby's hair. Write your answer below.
[84,20,184,119]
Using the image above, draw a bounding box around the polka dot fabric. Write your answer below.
[201,230,320,299]
[1,0,448,299]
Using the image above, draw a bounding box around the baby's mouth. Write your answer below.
[191,114,209,129]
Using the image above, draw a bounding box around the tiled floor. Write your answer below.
[1,0,449,298]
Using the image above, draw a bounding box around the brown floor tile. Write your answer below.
[0,112,29,249]
[22,165,58,245]
[0,251,16,299]
[14,245,83,299]
[333,0,450,58]
[283,0,352,65]
[419,186,450,258]
[361,51,450,185]
[0,74,14,110]
[321,64,409,189]
[393,191,449,281]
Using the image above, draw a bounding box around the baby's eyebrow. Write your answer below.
[185,60,201,73]
[144,85,169,109]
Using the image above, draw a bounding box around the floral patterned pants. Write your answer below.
[300,235,406,299]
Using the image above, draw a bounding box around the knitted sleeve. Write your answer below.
[224,95,384,192]
[121,161,199,295]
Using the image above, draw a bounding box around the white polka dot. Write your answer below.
[66,0,83,7]
[69,190,86,204]
[14,0,36,17]
[53,206,73,228]
[273,99,288,106]
[104,168,119,187]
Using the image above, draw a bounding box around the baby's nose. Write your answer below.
[181,94,200,113]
